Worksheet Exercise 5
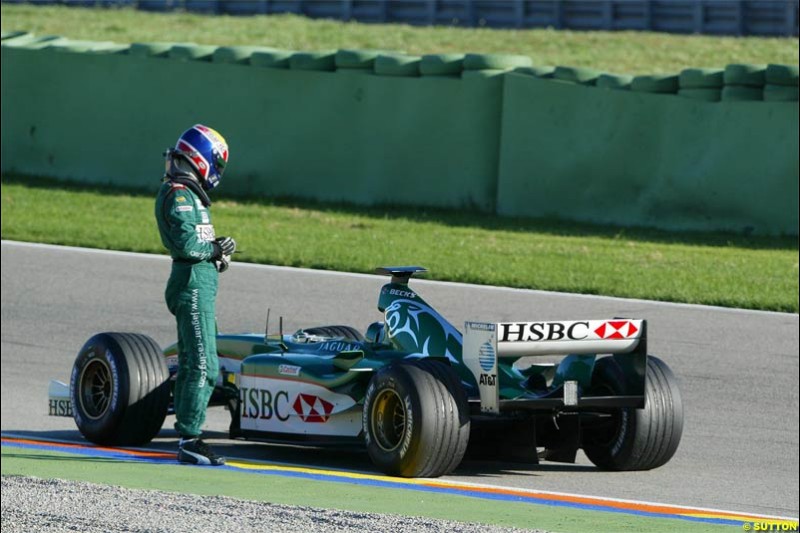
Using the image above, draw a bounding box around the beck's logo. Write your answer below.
[594,321,638,339]
[292,393,334,423]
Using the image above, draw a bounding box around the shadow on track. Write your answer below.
[4,428,605,479]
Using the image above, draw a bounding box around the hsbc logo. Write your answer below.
[241,387,290,421]
[500,321,590,342]
[499,320,641,342]
[293,393,334,423]
[594,321,638,339]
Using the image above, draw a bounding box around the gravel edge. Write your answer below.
[1,475,547,533]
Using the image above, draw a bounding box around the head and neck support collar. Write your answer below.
[163,149,212,207]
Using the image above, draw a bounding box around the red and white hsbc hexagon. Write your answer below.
[238,375,362,436]
[496,320,643,357]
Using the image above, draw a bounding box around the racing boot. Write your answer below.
[177,438,226,466]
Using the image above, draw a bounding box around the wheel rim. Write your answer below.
[371,389,406,453]
[79,358,113,420]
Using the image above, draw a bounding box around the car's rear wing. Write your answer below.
[463,320,647,414]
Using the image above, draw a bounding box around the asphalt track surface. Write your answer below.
[2,241,798,519]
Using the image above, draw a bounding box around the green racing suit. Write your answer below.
[155,178,220,438]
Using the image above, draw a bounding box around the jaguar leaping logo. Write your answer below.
[384,299,463,363]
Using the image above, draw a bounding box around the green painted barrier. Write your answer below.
[765,64,799,86]
[335,49,385,70]
[169,44,217,61]
[513,65,556,79]
[496,74,798,235]
[1,41,501,211]
[40,40,129,55]
[632,74,679,94]
[677,88,721,102]
[374,54,421,77]
[724,64,767,87]
[2,34,66,49]
[420,54,464,76]
[463,53,531,71]
[763,84,799,102]
[1,36,797,235]
[679,68,724,89]
[553,66,601,85]
[130,42,185,58]
[596,73,633,90]
[213,46,276,65]
[250,49,293,68]
[721,86,763,101]
[289,51,336,71]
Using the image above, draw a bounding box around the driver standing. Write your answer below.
[154,124,235,466]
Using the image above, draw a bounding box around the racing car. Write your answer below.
[49,266,683,478]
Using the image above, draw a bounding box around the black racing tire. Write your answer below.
[363,362,469,477]
[582,356,683,471]
[70,332,170,446]
[412,359,470,474]
[302,325,364,342]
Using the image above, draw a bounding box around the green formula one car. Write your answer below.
[49,266,683,478]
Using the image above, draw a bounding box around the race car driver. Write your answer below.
[155,124,235,466]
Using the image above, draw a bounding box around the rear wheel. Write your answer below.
[413,359,470,474]
[71,332,170,446]
[363,360,469,477]
[582,356,683,470]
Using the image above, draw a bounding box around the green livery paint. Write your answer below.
[58,266,683,477]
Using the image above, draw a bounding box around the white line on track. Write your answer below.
[3,240,797,318]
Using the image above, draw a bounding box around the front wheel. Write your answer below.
[582,355,683,471]
[363,361,469,477]
[70,332,170,446]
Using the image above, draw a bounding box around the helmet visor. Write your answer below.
[215,152,227,177]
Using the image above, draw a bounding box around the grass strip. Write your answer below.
[1,4,797,74]
[2,177,797,312]
[1,446,734,533]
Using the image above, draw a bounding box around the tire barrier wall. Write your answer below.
[1,33,798,234]
[0,36,506,211]
[497,73,798,234]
